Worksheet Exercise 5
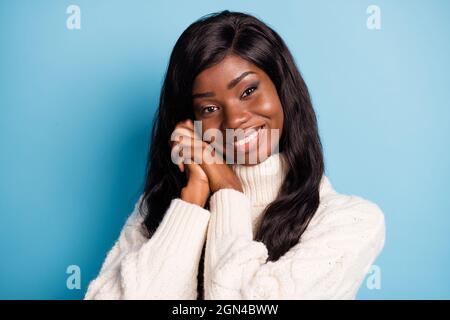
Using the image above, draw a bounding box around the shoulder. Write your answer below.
[127,194,146,224]
[304,176,386,252]
[120,194,149,241]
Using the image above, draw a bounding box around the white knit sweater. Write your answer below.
[85,152,385,299]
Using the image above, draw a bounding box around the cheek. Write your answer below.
[274,103,284,131]
[256,94,284,128]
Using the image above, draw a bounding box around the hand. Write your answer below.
[181,163,211,207]
[170,119,243,194]
[170,120,210,206]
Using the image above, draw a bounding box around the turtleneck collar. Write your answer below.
[231,152,287,207]
[231,152,333,208]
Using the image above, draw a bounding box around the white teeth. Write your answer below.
[235,126,262,146]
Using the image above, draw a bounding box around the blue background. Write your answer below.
[1,0,449,299]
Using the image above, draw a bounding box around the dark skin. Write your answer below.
[171,55,284,207]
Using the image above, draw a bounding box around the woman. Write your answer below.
[85,10,385,300]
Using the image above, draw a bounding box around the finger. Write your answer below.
[176,121,197,137]
[174,126,193,136]
[169,131,192,150]
[183,120,203,140]
[175,135,219,164]
[177,140,206,164]
[172,129,193,142]
[182,119,194,129]
[176,119,194,130]
[171,129,194,148]
[170,141,186,170]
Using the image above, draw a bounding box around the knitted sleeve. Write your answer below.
[84,195,210,300]
[203,189,385,299]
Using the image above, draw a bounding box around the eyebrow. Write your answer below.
[192,71,256,99]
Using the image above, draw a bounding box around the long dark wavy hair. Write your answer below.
[138,10,324,299]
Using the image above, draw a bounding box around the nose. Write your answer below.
[221,102,252,130]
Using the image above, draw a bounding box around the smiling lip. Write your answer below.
[232,125,265,152]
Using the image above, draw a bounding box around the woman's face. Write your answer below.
[192,55,284,165]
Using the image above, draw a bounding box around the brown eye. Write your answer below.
[241,85,258,99]
[202,105,219,114]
